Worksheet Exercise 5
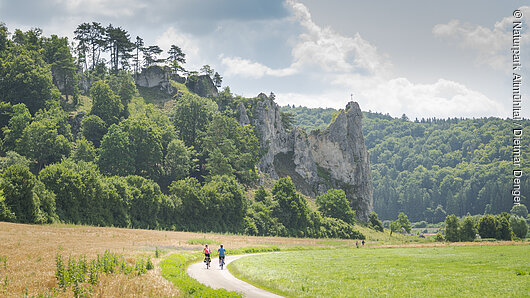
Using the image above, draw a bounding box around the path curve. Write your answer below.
[187,254,282,298]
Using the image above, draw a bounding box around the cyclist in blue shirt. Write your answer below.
[218,244,226,267]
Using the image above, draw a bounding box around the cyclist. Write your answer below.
[218,244,226,267]
[203,244,211,265]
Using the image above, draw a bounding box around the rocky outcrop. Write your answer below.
[185,75,218,98]
[244,94,373,220]
[135,66,176,94]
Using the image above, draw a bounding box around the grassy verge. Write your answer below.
[229,245,530,297]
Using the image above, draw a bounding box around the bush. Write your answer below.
[459,216,477,242]
[510,215,528,239]
[435,233,445,242]
[445,214,459,242]
[495,215,512,241]
[510,204,528,218]
[413,221,428,228]
[368,212,384,232]
[478,214,498,239]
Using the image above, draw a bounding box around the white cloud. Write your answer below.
[432,6,530,71]
[287,0,391,76]
[221,0,390,79]
[360,78,506,119]
[155,26,201,68]
[56,0,146,18]
[221,56,297,78]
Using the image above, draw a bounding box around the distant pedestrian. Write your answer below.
[362,240,365,246]
[356,240,359,248]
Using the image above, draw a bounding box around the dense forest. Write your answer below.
[281,106,530,222]
[0,22,366,240]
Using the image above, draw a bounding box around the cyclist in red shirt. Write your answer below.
[203,244,211,265]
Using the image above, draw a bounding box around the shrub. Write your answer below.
[445,215,460,242]
[510,215,527,239]
[459,216,477,242]
[478,214,498,239]
[369,212,384,232]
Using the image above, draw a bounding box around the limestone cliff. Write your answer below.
[240,94,373,220]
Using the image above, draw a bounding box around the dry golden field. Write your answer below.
[0,222,325,297]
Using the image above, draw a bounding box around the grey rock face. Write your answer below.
[245,96,373,220]
[135,66,177,95]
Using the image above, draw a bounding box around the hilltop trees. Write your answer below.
[168,45,186,74]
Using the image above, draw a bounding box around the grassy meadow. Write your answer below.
[229,245,530,297]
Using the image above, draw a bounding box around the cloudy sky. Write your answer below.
[1,0,528,119]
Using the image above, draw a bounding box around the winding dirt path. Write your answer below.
[187,254,282,297]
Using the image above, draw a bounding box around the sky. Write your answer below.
[0,0,528,119]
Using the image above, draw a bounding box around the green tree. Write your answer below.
[316,189,355,224]
[445,214,460,242]
[72,138,96,162]
[459,216,477,242]
[368,211,384,232]
[0,47,60,114]
[127,175,162,229]
[0,189,16,221]
[73,22,106,71]
[200,65,213,77]
[97,124,134,176]
[254,186,271,204]
[164,139,192,182]
[272,177,311,235]
[169,177,204,230]
[2,103,31,152]
[122,117,163,179]
[142,45,163,67]
[213,72,222,88]
[202,175,247,232]
[105,25,133,73]
[510,204,528,218]
[203,114,260,183]
[509,215,528,239]
[167,45,186,74]
[18,117,72,168]
[43,35,79,102]
[495,214,512,241]
[0,164,39,223]
[172,94,217,148]
[107,72,137,117]
[40,160,111,225]
[478,214,498,239]
[89,80,123,126]
[389,220,401,235]
[80,114,107,147]
[397,212,412,233]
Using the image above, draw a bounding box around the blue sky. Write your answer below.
[0,0,528,119]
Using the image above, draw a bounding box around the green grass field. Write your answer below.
[229,245,530,297]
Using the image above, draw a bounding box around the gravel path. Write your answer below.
[187,254,282,298]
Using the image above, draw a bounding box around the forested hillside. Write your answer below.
[281,106,530,222]
[0,23,365,240]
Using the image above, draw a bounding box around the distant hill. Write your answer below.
[281,105,530,222]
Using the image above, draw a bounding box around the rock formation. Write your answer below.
[135,67,218,98]
[240,94,373,220]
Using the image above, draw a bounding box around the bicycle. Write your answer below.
[219,256,225,270]
[204,256,211,269]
